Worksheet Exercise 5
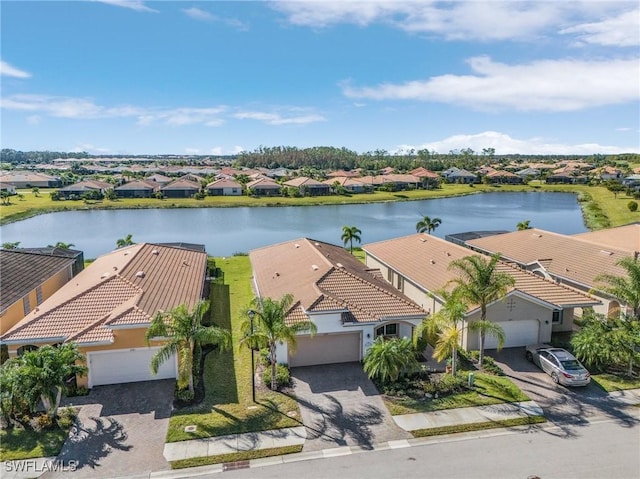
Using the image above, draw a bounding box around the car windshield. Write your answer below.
[561,359,583,371]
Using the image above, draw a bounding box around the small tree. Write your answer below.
[116,234,135,248]
[105,188,118,201]
[341,225,362,253]
[516,220,532,230]
[2,241,20,250]
[363,337,419,383]
[416,215,442,235]
[146,300,231,396]
[32,187,40,197]
[628,201,638,212]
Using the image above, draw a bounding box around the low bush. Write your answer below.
[628,201,638,212]
[262,364,291,389]
[29,413,53,432]
[176,388,195,403]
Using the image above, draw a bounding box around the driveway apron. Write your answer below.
[291,362,411,451]
[41,380,174,479]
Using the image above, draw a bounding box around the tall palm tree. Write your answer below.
[416,215,442,235]
[146,300,231,395]
[116,234,135,248]
[415,290,467,375]
[469,320,506,365]
[240,294,317,390]
[516,220,531,231]
[447,253,515,367]
[363,337,419,383]
[595,256,640,319]
[341,225,362,253]
[49,242,75,249]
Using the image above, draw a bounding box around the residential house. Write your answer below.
[283,177,331,196]
[0,172,61,188]
[410,167,441,188]
[515,167,541,180]
[58,180,112,199]
[322,177,370,193]
[1,248,83,336]
[250,238,426,367]
[622,175,640,188]
[1,243,207,388]
[206,178,243,196]
[327,170,360,178]
[545,172,587,184]
[364,234,599,350]
[0,182,17,195]
[145,173,173,186]
[115,179,160,198]
[466,227,635,318]
[246,177,282,196]
[161,178,201,198]
[484,170,523,184]
[598,166,623,181]
[442,167,477,184]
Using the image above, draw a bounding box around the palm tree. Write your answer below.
[447,253,515,367]
[415,290,467,375]
[19,343,87,417]
[516,220,531,230]
[341,225,362,253]
[49,242,75,249]
[145,300,231,395]
[241,294,317,390]
[363,337,419,383]
[2,241,20,250]
[416,215,442,235]
[595,256,640,319]
[116,234,135,248]
[469,320,505,365]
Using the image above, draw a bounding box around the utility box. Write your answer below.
[468,372,475,387]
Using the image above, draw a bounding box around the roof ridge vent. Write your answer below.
[136,271,145,278]
[600,250,613,255]
[311,264,319,271]
[151,249,159,255]
[336,262,343,268]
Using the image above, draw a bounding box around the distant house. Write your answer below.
[515,167,541,179]
[161,179,201,198]
[442,167,477,184]
[58,180,112,199]
[283,177,331,196]
[115,179,160,198]
[327,170,360,178]
[383,174,421,190]
[0,182,17,195]
[206,178,243,196]
[598,166,623,181]
[179,173,206,184]
[0,247,83,336]
[0,243,207,388]
[545,172,587,184]
[0,172,61,188]
[322,177,370,193]
[145,173,173,186]
[485,170,523,184]
[622,174,640,188]
[410,167,441,188]
[380,167,395,175]
[246,177,282,196]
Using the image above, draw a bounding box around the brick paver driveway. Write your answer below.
[291,362,411,451]
[490,348,638,437]
[42,380,174,479]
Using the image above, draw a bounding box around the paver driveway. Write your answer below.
[42,380,174,479]
[490,348,638,437]
[291,362,411,451]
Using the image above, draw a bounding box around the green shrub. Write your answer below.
[434,373,466,394]
[628,201,638,212]
[29,413,54,432]
[176,388,194,403]
[262,364,291,389]
[259,348,271,366]
[56,407,77,429]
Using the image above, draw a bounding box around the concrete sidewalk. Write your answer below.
[607,387,640,406]
[392,401,543,432]
[163,426,307,462]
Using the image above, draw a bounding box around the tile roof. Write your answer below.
[364,234,599,312]
[1,243,207,345]
[250,238,426,324]
[1,250,76,314]
[572,223,640,253]
[115,179,159,191]
[467,228,630,290]
[59,180,111,192]
[161,179,200,190]
[283,177,328,188]
[206,178,242,189]
[247,178,280,189]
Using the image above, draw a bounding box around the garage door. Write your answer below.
[289,333,361,367]
[484,319,540,349]
[88,347,177,387]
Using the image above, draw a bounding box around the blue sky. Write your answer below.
[1,1,639,156]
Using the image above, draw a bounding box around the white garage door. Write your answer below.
[88,347,177,387]
[289,333,361,367]
[484,319,540,349]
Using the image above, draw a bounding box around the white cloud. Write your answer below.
[26,115,41,125]
[342,56,640,111]
[1,61,32,78]
[616,127,633,131]
[233,110,326,125]
[183,7,215,22]
[560,8,640,47]
[71,143,112,154]
[185,147,201,154]
[95,0,158,13]
[273,1,636,43]
[232,145,245,154]
[396,131,639,155]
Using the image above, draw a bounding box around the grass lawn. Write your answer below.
[410,415,547,438]
[6,183,636,230]
[383,372,531,416]
[166,256,300,443]
[0,427,70,461]
[591,373,640,392]
[170,445,303,469]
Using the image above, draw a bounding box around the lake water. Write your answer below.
[0,192,587,259]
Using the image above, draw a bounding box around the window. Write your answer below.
[387,269,393,282]
[552,310,563,324]
[22,296,31,315]
[396,275,404,292]
[375,323,398,338]
[36,286,43,305]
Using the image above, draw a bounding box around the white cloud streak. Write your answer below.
[95,0,158,13]
[1,61,32,78]
[396,131,639,155]
[342,56,640,111]
[273,1,638,45]
[182,6,249,30]
[233,111,326,125]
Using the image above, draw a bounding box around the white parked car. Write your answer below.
[525,344,591,387]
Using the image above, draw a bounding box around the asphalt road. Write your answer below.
[217,413,640,479]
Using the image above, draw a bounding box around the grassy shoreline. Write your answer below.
[1,183,636,230]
